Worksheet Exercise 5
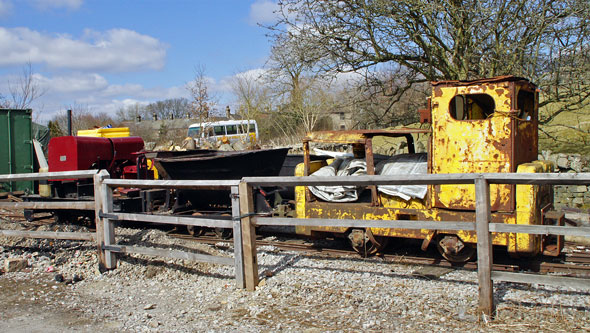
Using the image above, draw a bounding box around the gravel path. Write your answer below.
[0,217,589,332]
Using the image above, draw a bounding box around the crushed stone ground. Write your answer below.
[0,216,589,332]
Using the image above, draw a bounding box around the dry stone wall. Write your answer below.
[539,151,590,210]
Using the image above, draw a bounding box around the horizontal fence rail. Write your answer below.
[0,170,98,182]
[103,245,235,266]
[0,230,96,241]
[243,172,590,186]
[253,217,476,231]
[102,178,240,189]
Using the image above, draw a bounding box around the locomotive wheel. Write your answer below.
[187,226,205,237]
[188,212,205,237]
[214,213,233,239]
[347,228,389,257]
[435,234,476,263]
[214,227,233,239]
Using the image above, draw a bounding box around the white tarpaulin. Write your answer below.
[309,153,427,202]
[375,153,428,201]
[308,158,367,202]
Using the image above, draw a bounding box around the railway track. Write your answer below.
[169,231,590,278]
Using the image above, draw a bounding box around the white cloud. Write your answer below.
[0,0,12,17]
[249,0,278,25]
[0,27,167,72]
[35,73,108,93]
[30,0,83,10]
[234,68,267,81]
[0,69,188,123]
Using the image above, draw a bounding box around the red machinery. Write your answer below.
[48,136,145,179]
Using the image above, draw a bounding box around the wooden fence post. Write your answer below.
[475,176,494,319]
[231,185,245,289]
[94,170,107,271]
[94,170,116,270]
[239,181,259,290]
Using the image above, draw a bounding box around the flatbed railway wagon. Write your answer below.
[294,76,564,262]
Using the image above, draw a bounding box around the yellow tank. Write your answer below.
[77,127,130,138]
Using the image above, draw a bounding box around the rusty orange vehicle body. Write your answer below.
[294,76,563,261]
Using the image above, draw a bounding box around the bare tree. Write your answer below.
[231,71,270,121]
[6,62,46,109]
[115,103,146,122]
[265,33,337,141]
[270,0,590,124]
[186,64,216,121]
[146,98,192,120]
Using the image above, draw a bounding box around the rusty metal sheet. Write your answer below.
[431,75,532,87]
[304,129,430,144]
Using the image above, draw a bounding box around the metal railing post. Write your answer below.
[231,185,245,289]
[475,176,494,319]
[239,181,259,290]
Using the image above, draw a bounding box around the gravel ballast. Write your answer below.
[0,217,589,332]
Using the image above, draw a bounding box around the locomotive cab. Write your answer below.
[428,76,541,212]
[295,76,562,261]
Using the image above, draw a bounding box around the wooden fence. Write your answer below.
[239,173,590,319]
[0,170,98,243]
[0,170,246,287]
[2,170,590,319]
[95,175,246,288]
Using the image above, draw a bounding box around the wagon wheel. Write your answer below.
[53,211,73,224]
[435,234,476,263]
[187,212,205,237]
[214,213,233,239]
[23,209,35,222]
[347,228,389,257]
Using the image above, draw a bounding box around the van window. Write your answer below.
[238,123,256,134]
[449,94,495,120]
[213,126,225,136]
[226,124,238,135]
[187,127,200,138]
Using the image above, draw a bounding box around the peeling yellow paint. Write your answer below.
[431,82,514,211]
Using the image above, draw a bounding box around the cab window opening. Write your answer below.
[517,89,535,121]
[449,94,495,120]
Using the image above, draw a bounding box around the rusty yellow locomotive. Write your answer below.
[294,76,563,262]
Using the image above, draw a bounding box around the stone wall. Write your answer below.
[539,151,590,210]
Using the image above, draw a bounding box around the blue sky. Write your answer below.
[0,0,279,122]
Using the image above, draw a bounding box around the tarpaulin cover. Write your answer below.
[309,153,427,202]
